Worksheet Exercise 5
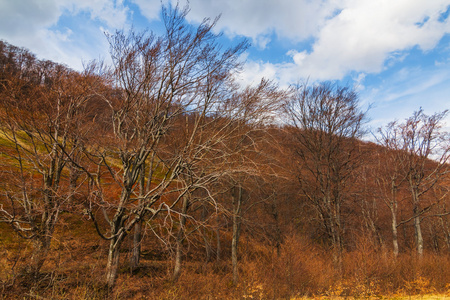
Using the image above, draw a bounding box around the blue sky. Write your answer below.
[1,0,449,133]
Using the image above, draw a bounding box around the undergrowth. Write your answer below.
[1,225,450,299]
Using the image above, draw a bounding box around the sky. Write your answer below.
[1,0,450,134]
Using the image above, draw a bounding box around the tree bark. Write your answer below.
[414,206,424,256]
[28,235,52,278]
[232,185,243,285]
[201,206,211,272]
[439,216,450,252]
[215,215,221,264]
[330,200,343,271]
[172,195,189,282]
[412,186,424,257]
[131,166,145,270]
[106,237,122,289]
[390,181,400,257]
[105,211,127,288]
[130,220,142,270]
[391,206,399,257]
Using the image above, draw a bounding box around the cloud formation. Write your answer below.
[137,0,339,48]
[0,0,128,69]
[144,0,450,83]
[1,0,450,83]
[291,0,450,80]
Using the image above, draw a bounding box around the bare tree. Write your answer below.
[168,78,285,283]
[84,5,250,288]
[218,80,285,284]
[284,82,367,268]
[0,46,96,277]
[376,122,413,256]
[377,109,449,256]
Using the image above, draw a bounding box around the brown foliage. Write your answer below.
[1,5,450,299]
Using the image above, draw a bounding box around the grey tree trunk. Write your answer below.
[106,238,121,289]
[330,201,343,271]
[232,185,243,285]
[215,216,221,263]
[131,166,145,270]
[390,182,399,257]
[201,232,212,272]
[439,216,450,251]
[28,190,59,278]
[130,163,146,271]
[105,211,127,288]
[201,206,211,272]
[412,186,424,257]
[172,195,189,282]
[130,220,142,270]
[391,206,399,257]
[28,235,52,278]
[414,207,424,256]
[172,239,183,282]
[331,225,342,271]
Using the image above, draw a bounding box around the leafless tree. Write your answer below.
[376,122,413,256]
[377,109,449,256]
[0,46,96,277]
[83,5,254,288]
[169,78,285,283]
[284,82,367,268]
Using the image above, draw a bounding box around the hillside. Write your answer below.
[1,22,450,300]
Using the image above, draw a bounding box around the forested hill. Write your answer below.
[1,26,449,299]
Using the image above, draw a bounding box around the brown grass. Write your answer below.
[1,223,450,299]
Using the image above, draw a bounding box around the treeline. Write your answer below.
[1,6,449,299]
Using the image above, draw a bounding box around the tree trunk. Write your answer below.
[131,166,145,270]
[28,235,51,278]
[172,195,189,282]
[105,214,127,288]
[27,206,58,278]
[130,220,142,270]
[215,215,221,263]
[330,202,343,271]
[413,207,423,256]
[201,232,211,272]
[231,214,241,285]
[391,206,399,257]
[390,182,399,257]
[106,238,121,289]
[412,186,423,257]
[232,185,243,285]
[439,216,450,252]
[173,239,183,282]
[201,206,211,272]
[269,197,282,256]
[331,225,342,271]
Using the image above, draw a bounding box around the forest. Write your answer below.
[1,6,450,299]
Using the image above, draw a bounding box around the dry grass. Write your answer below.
[1,224,450,299]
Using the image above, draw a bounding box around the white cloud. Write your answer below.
[126,0,448,86]
[2,0,450,83]
[180,0,339,44]
[158,0,450,83]
[132,0,339,47]
[352,73,367,91]
[0,0,128,70]
[131,0,163,21]
[291,0,450,80]
[61,0,129,29]
[236,60,278,87]
[0,0,60,36]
